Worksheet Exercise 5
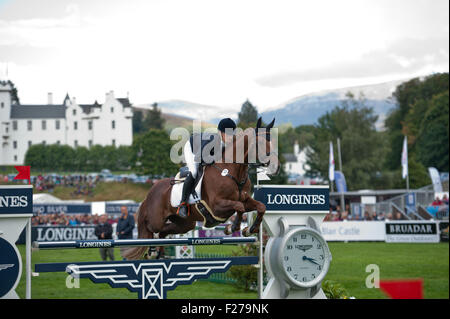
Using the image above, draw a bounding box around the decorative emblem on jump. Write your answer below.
[0,264,14,271]
[0,237,21,298]
[221,169,229,177]
[35,256,258,299]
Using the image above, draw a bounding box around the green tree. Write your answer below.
[144,103,165,130]
[131,129,179,176]
[384,73,449,170]
[237,100,258,128]
[305,93,386,190]
[415,91,449,172]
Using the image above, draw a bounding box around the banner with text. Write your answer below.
[385,221,439,243]
[321,221,385,241]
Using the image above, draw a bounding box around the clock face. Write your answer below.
[282,230,327,286]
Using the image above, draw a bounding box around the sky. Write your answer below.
[0,0,448,112]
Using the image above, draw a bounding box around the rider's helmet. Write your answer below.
[218,118,236,134]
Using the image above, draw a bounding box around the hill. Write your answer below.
[260,79,409,130]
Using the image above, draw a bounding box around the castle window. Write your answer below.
[56,140,60,145]
[13,121,17,130]
[28,141,32,147]
[88,121,93,130]
[56,120,60,130]
[74,140,78,147]
[42,120,47,130]
[27,120,32,131]
[73,109,76,116]
[112,139,116,146]
[111,107,114,113]
[112,120,115,129]
[13,141,17,149]
[88,140,92,147]
[1,102,4,108]
[14,155,17,162]
[74,121,78,130]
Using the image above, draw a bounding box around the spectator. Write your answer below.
[432,196,443,206]
[116,206,135,259]
[95,214,115,261]
[68,215,79,226]
[363,211,372,221]
[442,194,449,206]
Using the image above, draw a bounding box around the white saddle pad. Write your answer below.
[170,174,204,207]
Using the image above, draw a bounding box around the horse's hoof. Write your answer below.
[242,227,251,237]
[224,224,232,235]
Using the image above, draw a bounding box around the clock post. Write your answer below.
[254,185,331,299]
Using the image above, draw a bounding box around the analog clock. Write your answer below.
[279,227,331,288]
[266,217,332,297]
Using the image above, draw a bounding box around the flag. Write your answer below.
[401,136,408,179]
[329,141,335,181]
[14,166,31,184]
[428,167,443,193]
[380,279,423,299]
[334,171,347,193]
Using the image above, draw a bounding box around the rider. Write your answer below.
[176,118,236,218]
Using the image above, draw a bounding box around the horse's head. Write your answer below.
[254,117,280,175]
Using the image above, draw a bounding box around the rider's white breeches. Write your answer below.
[184,141,199,178]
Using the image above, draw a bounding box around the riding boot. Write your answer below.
[177,172,195,218]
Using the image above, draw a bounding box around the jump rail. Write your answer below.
[33,236,257,249]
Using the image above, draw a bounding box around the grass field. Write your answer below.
[16,242,448,299]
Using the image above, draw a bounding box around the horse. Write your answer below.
[123,118,279,260]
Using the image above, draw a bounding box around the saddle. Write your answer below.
[169,165,226,228]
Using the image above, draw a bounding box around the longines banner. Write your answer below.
[0,186,33,214]
[17,225,97,244]
[254,186,329,211]
[385,221,439,243]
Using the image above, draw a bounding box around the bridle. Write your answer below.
[208,129,273,201]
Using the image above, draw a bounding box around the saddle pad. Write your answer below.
[170,173,204,207]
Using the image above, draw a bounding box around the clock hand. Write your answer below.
[302,256,320,266]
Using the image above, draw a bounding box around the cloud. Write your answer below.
[255,36,449,88]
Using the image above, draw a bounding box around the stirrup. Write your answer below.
[176,202,190,217]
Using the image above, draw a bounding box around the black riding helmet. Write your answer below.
[218,118,236,134]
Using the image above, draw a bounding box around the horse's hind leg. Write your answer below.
[155,217,197,259]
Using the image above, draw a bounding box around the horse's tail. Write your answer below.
[122,198,153,260]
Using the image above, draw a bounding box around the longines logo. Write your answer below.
[266,194,326,205]
[0,195,28,208]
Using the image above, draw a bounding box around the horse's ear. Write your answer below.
[267,118,275,129]
[256,117,262,129]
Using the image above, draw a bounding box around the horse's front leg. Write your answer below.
[213,199,245,235]
[224,212,244,235]
[242,197,266,236]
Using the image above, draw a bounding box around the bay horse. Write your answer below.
[123,118,279,260]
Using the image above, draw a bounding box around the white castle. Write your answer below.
[0,82,133,165]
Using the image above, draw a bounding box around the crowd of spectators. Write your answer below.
[324,205,400,222]
[31,213,125,226]
[431,194,449,206]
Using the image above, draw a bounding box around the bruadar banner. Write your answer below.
[385,221,439,243]
[321,221,385,241]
